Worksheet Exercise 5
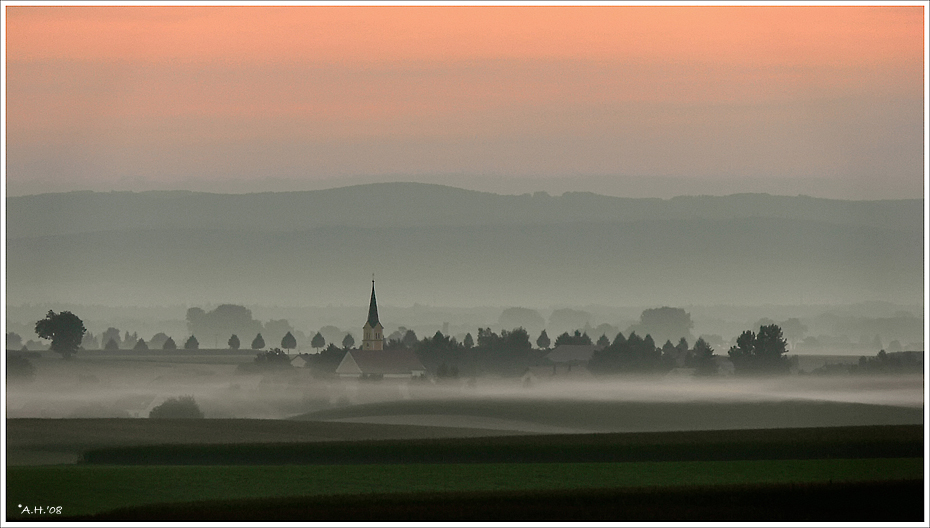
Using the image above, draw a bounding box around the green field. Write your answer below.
[7,458,923,519]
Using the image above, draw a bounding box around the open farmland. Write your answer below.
[5,425,923,521]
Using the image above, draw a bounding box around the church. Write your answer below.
[335,280,426,379]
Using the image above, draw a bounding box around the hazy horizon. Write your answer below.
[4,6,924,201]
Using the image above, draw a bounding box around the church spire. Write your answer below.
[362,276,384,351]
[367,278,380,328]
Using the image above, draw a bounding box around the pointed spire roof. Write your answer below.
[367,279,380,328]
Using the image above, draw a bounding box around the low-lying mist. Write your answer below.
[6,355,923,433]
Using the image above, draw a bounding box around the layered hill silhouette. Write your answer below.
[6,183,922,308]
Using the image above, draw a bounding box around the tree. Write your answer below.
[228,334,240,350]
[342,333,355,349]
[133,338,148,351]
[596,334,610,348]
[536,330,551,350]
[162,337,177,350]
[281,331,297,353]
[311,332,326,352]
[629,307,694,344]
[780,318,808,349]
[34,310,86,359]
[728,324,790,375]
[463,332,474,350]
[251,333,265,350]
[692,337,717,376]
[402,329,418,349]
[81,332,99,350]
[184,335,199,350]
[149,333,170,349]
[101,327,121,349]
[554,330,592,347]
[7,332,24,350]
[149,396,204,419]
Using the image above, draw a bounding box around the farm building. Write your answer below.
[336,348,426,379]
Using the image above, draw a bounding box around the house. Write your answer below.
[334,279,426,379]
[290,354,309,369]
[336,348,426,379]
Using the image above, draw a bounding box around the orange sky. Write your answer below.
[4,5,926,198]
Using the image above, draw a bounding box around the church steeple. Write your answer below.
[362,277,384,350]
[367,279,380,328]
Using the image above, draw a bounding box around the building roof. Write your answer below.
[366,280,380,328]
[336,348,425,376]
[545,344,601,363]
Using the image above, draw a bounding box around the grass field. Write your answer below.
[297,396,925,432]
[7,458,923,519]
[5,418,521,466]
[58,480,927,521]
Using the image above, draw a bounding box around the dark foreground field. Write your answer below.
[59,480,925,522]
[6,424,924,521]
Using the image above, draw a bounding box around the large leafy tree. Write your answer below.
[34,310,86,359]
[728,324,790,375]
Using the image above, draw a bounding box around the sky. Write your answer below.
[3,4,927,199]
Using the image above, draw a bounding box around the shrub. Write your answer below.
[149,395,204,419]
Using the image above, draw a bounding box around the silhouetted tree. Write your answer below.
[596,334,610,348]
[123,331,138,349]
[339,333,352,349]
[311,343,346,375]
[162,337,177,350]
[536,329,551,349]
[133,338,148,351]
[402,329,418,349]
[228,334,240,350]
[780,318,808,349]
[728,324,790,375]
[554,330,592,346]
[34,310,86,359]
[6,332,23,350]
[311,332,325,352]
[101,328,121,350]
[184,335,199,350]
[254,348,291,368]
[463,332,474,350]
[629,307,694,344]
[149,396,204,419]
[251,333,265,350]
[81,332,99,350]
[281,331,297,353]
[692,337,717,376]
[589,331,665,374]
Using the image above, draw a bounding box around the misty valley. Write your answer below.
[4,185,925,521]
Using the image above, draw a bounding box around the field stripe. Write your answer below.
[6,458,923,518]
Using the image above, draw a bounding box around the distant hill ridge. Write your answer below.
[7,182,921,238]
